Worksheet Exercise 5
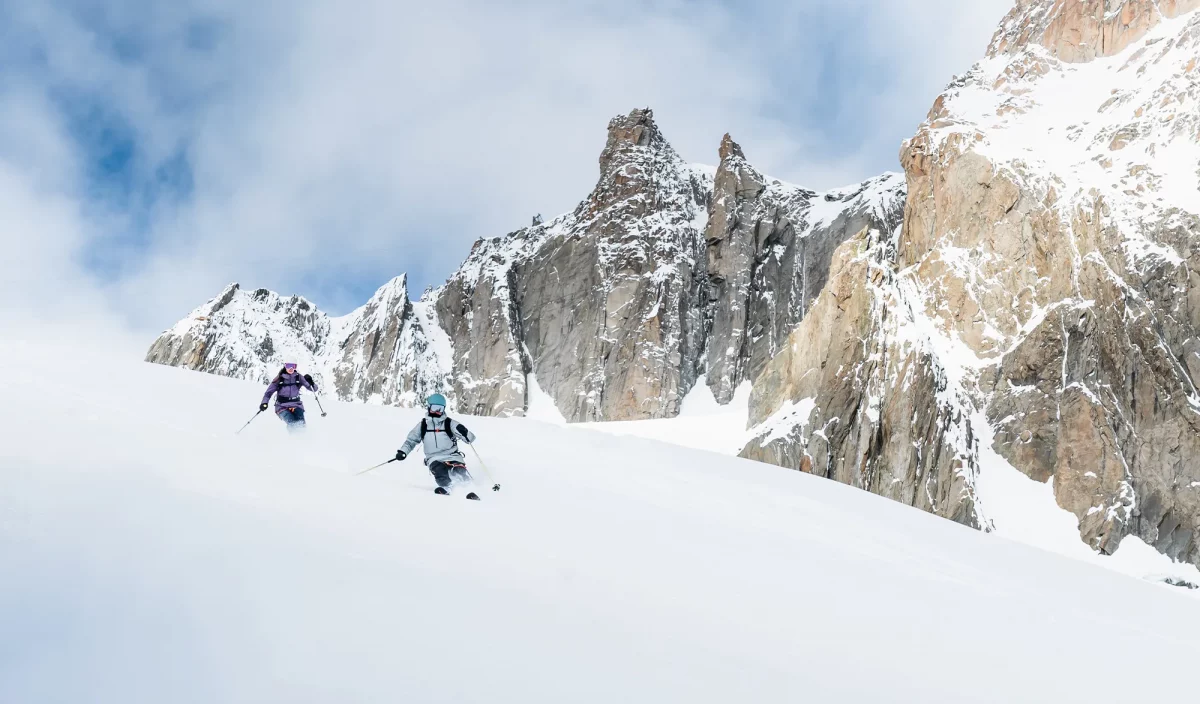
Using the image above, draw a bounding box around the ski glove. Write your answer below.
[259,402,269,412]
[303,373,316,390]
[456,423,471,438]
[395,450,407,462]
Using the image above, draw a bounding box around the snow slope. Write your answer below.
[3,335,1200,703]
[579,376,753,455]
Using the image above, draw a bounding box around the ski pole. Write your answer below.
[466,442,501,492]
[236,410,264,435]
[314,394,328,417]
[356,458,397,476]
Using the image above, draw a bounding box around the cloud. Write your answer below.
[0,82,113,328]
[0,0,1013,337]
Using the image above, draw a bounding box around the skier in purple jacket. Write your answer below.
[260,362,317,432]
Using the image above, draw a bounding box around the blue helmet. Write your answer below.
[426,393,447,408]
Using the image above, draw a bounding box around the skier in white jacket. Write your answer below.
[395,393,479,497]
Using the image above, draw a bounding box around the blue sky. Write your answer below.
[0,0,1011,335]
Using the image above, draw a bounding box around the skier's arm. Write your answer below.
[261,378,280,405]
[302,374,317,392]
[450,418,477,444]
[399,421,424,455]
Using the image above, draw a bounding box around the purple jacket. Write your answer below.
[262,371,316,411]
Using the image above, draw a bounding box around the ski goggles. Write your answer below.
[284,363,298,372]
[428,404,446,416]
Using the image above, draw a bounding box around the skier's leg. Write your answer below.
[283,408,306,433]
[428,461,452,488]
[454,463,480,500]
[449,463,472,484]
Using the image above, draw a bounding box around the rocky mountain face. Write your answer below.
[744,0,1200,564]
[990,0,1200,62]
[704,137,905,405]
[436,109,715,421]
[149,109,904,423]
[433,110,904,421]
[742,227,985,528]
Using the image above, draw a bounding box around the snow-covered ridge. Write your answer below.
[807,172,907,230]
[440,216,566,293]
[988,0,1200,64]
[148,282,335,385]
[147,274,455,410]
[933,8,1200,277]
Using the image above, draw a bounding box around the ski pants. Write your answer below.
[429,460,471,488]
[277,407,306,432]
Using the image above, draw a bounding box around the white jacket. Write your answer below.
[400,413,477,465]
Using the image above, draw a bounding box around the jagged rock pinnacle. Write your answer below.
[718,133,745,162]
[598,108,669,177]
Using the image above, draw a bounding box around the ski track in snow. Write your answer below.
[3,336,1199,703]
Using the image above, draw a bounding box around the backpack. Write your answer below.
[272,371,304,400]
[419,416,455,442]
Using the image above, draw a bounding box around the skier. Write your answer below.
[259,362,317,432]
[395,393,480,499]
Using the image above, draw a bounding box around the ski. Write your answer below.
[434,487,480,500]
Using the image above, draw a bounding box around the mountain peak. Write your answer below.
[718,133,745,162]
[370,273,409,300]
[604,108,662,147]
[579,107,696,221]
[210,283,242,313]
[598,108,673,177]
